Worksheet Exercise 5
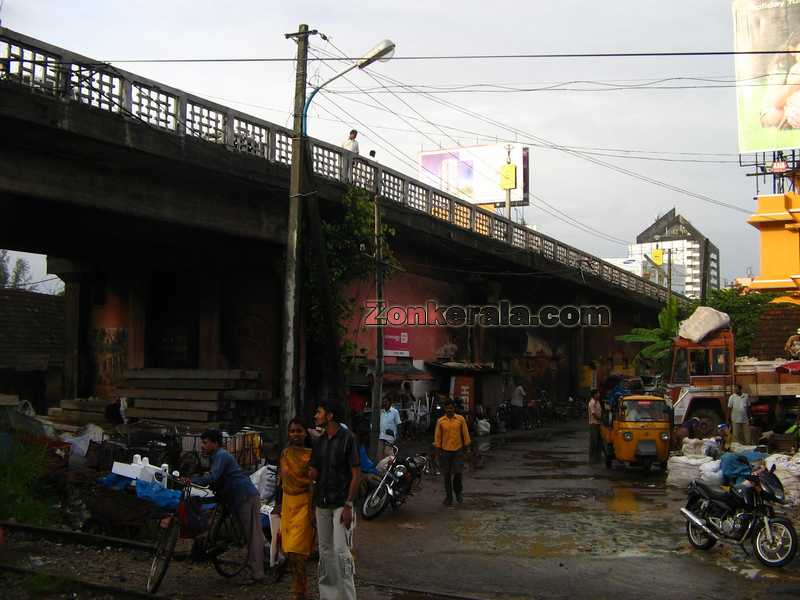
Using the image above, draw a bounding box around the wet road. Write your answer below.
[355,421,800,600]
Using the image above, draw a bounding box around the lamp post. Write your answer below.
[302,39,396,135]
[280,27,395,440]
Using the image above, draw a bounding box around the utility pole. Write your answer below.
[667,248,672,302]
[369,193,385,460]
[700,238,710,304]
[280,24,310,441]
[505,145,512,223]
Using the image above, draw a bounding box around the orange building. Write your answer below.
[747,190,800,292]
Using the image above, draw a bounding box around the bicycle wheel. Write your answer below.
[147,516,180,594]
[209,508,250,578]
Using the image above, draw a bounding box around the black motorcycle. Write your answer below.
[360,446,428,520]
[681,461,798,567]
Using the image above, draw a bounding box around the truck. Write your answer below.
[668,324,800,438]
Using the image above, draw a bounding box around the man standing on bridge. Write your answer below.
[341,129,359,154]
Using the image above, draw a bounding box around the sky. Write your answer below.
[2,1,767,286]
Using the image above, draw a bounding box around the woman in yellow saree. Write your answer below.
[278,418,314,600]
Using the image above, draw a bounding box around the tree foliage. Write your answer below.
[304,187,395,372]
[0,249,35,290]
[691,287,779,357]
[616,296,680,368]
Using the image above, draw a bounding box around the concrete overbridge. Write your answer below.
[0,28,677,421]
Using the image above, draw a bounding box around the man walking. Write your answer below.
[191,429,265,582]
[377,395,401,459]
[587,389,602,463]
[728,384,750,444]
[434,398,471,506]
[310,399,360,600]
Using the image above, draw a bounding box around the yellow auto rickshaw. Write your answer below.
[601,394,671,471]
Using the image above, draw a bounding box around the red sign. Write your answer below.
[384,328,410,357]
[451,375,475,413]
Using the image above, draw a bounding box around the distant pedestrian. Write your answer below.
[510,381,527,430]
[342,129,359,154]
[587,389,602,463]
[727,384,750,444]
[434,398,471,506]
[310,399,360,600]
[377,395,401,459]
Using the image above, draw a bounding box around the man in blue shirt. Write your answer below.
[378,395,402,459]
[191,429,264,583]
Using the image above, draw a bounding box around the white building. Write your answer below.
[604,255,686,293]
[604,209,720,299]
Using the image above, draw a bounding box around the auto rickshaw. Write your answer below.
[601,394,671,471]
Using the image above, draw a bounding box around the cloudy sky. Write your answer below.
[4,1,763,285]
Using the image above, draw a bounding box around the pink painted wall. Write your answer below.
[344,270,469,362]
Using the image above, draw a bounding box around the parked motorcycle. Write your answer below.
[361,446,428,520]
[681,460,798,567]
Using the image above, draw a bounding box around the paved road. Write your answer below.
[354,421,800,600]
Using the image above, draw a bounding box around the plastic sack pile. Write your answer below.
[765,452,800,505]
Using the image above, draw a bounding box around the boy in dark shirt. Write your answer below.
[310,399,360,600]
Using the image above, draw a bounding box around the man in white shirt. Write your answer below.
[510,382,527,430]
[341,129,359,154]
[727,384,750,444]
[377,395,401,458]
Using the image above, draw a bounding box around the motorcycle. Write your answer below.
[681,460,798,568]
[360,445,428,520]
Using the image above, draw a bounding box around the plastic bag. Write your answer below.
[250,465,278,501]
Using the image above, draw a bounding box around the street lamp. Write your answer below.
[302,39,396,134]
[280,27,395,442]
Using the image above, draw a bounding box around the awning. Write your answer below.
[383,363,435,382]
[425,361,498,374]
[776,360,800,374]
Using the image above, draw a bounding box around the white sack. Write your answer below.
[678,307,730,343]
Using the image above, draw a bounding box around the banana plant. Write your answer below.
[616,296,679,365]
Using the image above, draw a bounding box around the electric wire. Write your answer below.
[312,42,633,247]
[364,69,753,214]
[51,49,800,65]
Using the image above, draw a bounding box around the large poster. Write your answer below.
[418,144,530,206]
[733,0,800,153]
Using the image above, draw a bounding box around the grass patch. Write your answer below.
[0,440,57,525]
[19,572,78,596]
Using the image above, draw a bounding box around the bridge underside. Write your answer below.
[0,78,659,422]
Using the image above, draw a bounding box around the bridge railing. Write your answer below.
[0,28,674,304]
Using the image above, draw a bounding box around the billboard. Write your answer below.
[418,143,530,206]
[733,0,800,153]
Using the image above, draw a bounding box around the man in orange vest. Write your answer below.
[434,398,472,506]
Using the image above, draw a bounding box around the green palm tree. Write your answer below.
[616,297,680,366]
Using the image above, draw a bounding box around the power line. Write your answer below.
[324,92,741,163]
[50,49,800,65]
[365,69,752,214]
[312,42,634,248]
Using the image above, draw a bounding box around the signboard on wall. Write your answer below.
[450,375,475,413]
[733,0,800,153]
[418,143,530,206]
[384,327,410,357]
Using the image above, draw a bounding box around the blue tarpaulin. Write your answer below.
[135,479,182,509]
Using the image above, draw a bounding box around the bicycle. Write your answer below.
[146,474,254,594]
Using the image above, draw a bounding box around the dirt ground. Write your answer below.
[3,421,800,599]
